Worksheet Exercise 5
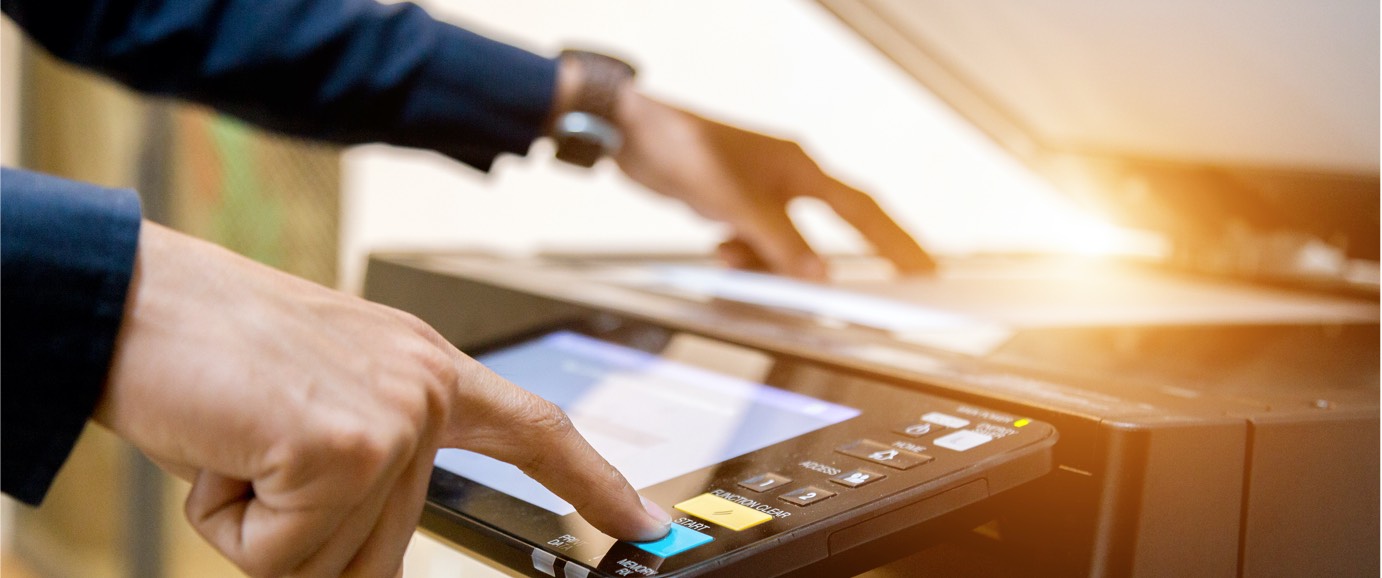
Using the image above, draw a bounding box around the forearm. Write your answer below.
[3,0,557,170]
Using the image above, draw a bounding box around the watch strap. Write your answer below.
[559,49,636,121]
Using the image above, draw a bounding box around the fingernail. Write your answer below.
[640,495,672,527]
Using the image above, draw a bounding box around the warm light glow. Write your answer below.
[343,0,1171,292]
[1022,204,1166,258]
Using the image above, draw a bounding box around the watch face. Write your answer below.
[553,112,622,168]
[554,133,605,168]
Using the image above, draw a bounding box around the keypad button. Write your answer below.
[934,430,995,452]
[632,523,714,558]
[674,494,773,531]
[830,468,885,488]
[779,486,835,507]
[894,422,944,438]
[596,542,664,575]
[836,439,933,470]
[737,473,791,493]
[921,412,970,429]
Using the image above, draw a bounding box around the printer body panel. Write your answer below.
[363,253,1376,576]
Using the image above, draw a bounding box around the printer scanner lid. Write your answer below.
[816,0,1379,287]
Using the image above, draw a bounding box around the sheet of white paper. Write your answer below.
[645,266,986,332]
[845,260,1380,328]
[626,263,1377,330]
[608,262,1376,356]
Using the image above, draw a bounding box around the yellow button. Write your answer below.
[674,493,773,531]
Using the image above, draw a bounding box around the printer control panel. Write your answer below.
[424,320,1056,578]
[579,404,1048,577]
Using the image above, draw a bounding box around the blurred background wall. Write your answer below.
[2,14,340,578]
[1,14,21,578]
[341,0,1150,293]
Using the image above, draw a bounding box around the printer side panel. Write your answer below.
[1094,421,1247,577]
[1240,411,1380,578]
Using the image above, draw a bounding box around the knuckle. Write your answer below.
[563,461,624,513]
[424,368,458,428]
[450,368,578,457]
[833,187,878,215]
[399,338,457,429]
[318,421,412,480]
[395,384,431,429]
[390,308,439,340]
[512,446,549,476]
[183,516,287,577]
[518,398,575,438]
[503,397,577,474]
[259,434,317,487]
[240,558,284,578]
[384,304,421,326]
[418,345,460,392]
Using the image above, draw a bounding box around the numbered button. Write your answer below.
[737,473,791,493]
[779,486,835,507]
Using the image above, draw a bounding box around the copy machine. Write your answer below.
[363,2,1379,576]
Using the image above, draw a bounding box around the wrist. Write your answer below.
[547,50,637,167]
[96,222,184,433]
[610,82,645,141]
[546,55,583,133]
[611,89,695,186]
[94,222,164,439]
[611,86,656,167]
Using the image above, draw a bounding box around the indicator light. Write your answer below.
[1013,418,1031,428]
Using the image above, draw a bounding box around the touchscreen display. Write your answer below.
[434,331,861,515]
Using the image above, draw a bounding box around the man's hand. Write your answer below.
[612,91,936,280]
[96,222,671,578]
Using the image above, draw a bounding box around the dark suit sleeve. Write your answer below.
[1,0,557,171]
[1,167,142,505]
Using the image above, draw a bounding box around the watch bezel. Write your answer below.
[552,111,622,168]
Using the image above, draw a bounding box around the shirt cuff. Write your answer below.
[1,167,142,505]
[397,21,558,171]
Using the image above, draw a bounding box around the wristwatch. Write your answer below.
[551,50,637,167]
